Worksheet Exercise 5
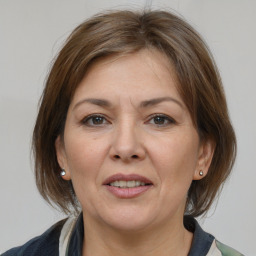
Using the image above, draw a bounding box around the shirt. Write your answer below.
[1,214,244,256]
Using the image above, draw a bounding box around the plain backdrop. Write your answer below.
[0,0,255,255]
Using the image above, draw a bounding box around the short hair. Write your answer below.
[33,9,236,217]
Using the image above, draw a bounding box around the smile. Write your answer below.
[103,174,153,198]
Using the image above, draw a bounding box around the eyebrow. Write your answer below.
[73,96,184,110]
[73,98,111,110]
[140,97,184,109]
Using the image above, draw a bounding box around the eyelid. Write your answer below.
[146,114,176,126]
[81,114,110,126]
[80,113,176,127]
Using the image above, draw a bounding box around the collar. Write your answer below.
[184,215,215,256]
[66,214,84,256]
[65,214,214,256]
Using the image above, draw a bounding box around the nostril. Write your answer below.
[113,154,139,159]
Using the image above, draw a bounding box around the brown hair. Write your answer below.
[33,9,236,217]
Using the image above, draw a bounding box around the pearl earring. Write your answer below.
[60,169,66,176]
[199,170,204,176]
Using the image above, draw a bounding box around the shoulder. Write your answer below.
[184,216,244,256]
[207,239,244,256]
[1,219,66,256]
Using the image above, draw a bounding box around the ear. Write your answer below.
[55,135,71,180]
[193,139,215,180]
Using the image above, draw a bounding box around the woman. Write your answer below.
[2,9,243,256]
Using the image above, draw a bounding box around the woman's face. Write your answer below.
[56,49,212,232]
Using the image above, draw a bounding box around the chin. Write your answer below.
[98,206,159,232]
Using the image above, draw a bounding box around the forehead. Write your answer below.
[70,49,183,106]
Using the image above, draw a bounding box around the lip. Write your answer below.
[103,173,153,199]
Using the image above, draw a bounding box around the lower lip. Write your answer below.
[104,185,152,198]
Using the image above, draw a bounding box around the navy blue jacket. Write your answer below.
[2,215,243,256]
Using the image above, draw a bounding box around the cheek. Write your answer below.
[149,132,199,182]
[64,134,109,181]
[63,134,110,210]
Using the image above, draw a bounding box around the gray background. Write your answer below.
[0,0,255,255]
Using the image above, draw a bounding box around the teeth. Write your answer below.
[127,181,135,188]
[109,180,147,188]
[119,181,126,188]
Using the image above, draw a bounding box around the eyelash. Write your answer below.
[81,114,176,127]
[147,114,176,127]
[81,114,108,126]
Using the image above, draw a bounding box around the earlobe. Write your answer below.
[60,168,71,180]
[55,136,71,180]
[193,139,215,180]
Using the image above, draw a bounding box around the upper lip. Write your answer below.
[103,173,153,185]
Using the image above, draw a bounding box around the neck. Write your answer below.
[82,214,193,256]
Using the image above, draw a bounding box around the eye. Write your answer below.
[148,114,176,126]
[82,114,109,126]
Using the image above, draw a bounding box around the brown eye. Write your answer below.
[153,116,166,125]
[91,116,104,124]
[148,115,175,126]
[82,115,108,126]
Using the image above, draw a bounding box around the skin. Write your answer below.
[56,49,214,256]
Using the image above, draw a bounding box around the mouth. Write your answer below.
[103,173,153,187]
[103,174,153,198]
[108,180,151,188]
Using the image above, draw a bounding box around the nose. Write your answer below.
[109,120,146,162]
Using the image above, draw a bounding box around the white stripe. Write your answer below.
[59,217,77,256]
[206,240,222,256]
